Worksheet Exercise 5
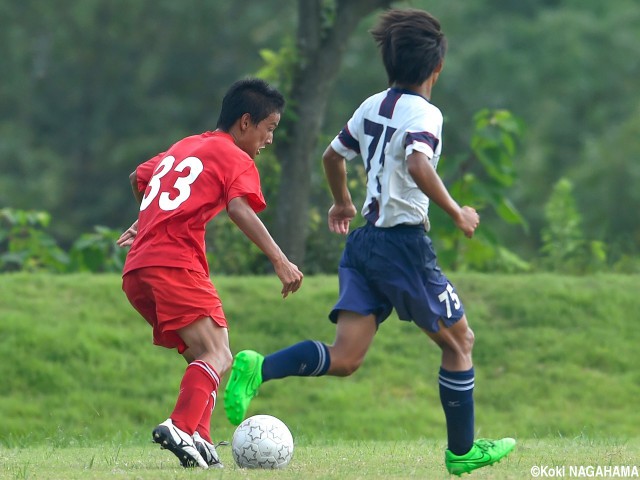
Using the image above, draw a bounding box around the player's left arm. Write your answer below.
[322,146,357,235]
[227,196,304,298]
[407,151,479,238]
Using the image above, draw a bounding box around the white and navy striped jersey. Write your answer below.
[330,87,443,229]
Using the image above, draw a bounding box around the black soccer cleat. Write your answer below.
[152,419,208,469]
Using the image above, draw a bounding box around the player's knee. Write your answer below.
[439,324,474,357]
[333,364,360,377]
[196,346,233,376]
[329,357,363,377]
[463,326,475,355]
[450,325,474,357]
[218,347,233,375]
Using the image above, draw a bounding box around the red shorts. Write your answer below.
[122,267,227,353]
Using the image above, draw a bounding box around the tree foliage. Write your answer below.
[269,0,393,266]
[1,0,638,272]
[421,0,640,258]
[0,209,67,272]
[0,0,293,243]
[0,208,126,273]
[429,109,529,272]
[539,178,606,274]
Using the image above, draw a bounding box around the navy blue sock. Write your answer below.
[262,340,330,381]
[439,367,475,456]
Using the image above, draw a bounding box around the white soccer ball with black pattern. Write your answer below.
[231,414,294,469]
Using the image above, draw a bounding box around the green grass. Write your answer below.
[1,437,639,479]
[0,437,640,480]
[0,272,639,477]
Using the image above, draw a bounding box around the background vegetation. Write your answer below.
[1,274,638,447]
[1,0,638,274]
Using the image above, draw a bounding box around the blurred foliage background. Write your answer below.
[1,0,639,274]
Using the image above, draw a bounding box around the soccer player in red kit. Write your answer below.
[117,78,303,469]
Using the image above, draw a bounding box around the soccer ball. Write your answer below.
[231,415,294,469]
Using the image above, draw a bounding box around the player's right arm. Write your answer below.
[116,170,143,247]
[129,169,145,205]
[322,146,357,235]
[117,154,163,248]
[406,151,479,238]
[227,196,303,298]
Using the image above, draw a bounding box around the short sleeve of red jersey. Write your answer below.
[227,163,267,213]
[135,153,163,192]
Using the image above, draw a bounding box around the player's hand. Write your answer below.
[273,258,304,299]
[455,206,480,238]
[116,220,138,247]
[328,202,357,235]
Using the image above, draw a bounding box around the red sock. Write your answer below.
[196,391,216,443]
[171,360,220,435]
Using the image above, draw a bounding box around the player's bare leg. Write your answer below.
[424,315,515,475]
[153,318,229,468]
[326,311,377,376]
[179,317,233,374]
[224,310,376,425]
[423,315,474,371]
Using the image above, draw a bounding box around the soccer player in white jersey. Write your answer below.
[225,9,515,475]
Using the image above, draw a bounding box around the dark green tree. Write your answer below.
[268,0,393,266]
[0,0,294,244]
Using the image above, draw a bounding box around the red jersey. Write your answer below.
[123,131,266,276]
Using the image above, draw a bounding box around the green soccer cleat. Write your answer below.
[445,438,516,476]
[224,350,264,426]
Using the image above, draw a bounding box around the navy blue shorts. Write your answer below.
[329,223,465,332]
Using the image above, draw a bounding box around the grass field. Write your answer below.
[1,273,639,478]
[1,438,639,479]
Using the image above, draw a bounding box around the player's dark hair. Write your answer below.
[216,78,285,131]
[370,9,447,86]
